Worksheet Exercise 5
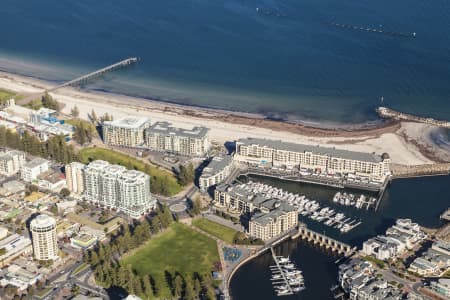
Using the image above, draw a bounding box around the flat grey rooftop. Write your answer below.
[146,121,209,139]
[23,157,48,168]
[201,155,233,177]
[237,137,383,163]
[104,116,150,129]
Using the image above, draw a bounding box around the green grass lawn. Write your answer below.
[0,88,16,103]
[78,147,182,196]
[192,218,238,244]
[121,223,220,298]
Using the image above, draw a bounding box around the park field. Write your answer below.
[78,147,182,196]
[192,218,238,244]
[121,223,220,298]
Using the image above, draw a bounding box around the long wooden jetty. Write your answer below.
[49,57,138,91]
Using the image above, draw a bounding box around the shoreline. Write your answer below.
[0,70,446,166]
[1,69,392,133]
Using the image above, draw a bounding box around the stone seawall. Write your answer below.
[390,163,450,178]
[377,106,450,128]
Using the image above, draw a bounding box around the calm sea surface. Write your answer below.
[1,0,450,124]
[230,175,450,300]
[2,2,450,299]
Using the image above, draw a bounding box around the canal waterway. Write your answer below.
[230,175,450,300]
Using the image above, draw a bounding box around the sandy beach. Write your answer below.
[0,71,447,166]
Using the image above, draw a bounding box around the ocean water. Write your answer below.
[1,0,450,123]
[230,175,450,300]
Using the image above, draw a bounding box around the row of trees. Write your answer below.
[85,205,216,299]
[0,127,79,164]
[87,109,113,125]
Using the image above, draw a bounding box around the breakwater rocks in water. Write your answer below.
[377,107,450,128]
[390,163,450,178]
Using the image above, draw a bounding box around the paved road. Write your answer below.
[36,260,108,300]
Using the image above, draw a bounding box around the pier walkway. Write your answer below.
[50,57,138,91]
[17,57,138,105]
[269,247,293,296]
[297,223,356,256]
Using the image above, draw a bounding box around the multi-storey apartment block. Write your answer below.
[145,121,210,156]
[83,160,155,218]
[103,116,150,147]
[234,138,391,182]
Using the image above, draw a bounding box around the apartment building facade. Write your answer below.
[234,138,391,181]
[0,150,25,176]
[102,116,150,147]
[30,214,58,261]
[65,162,86,194]
[20,158,49,182]
[83,160,155,218]
[145,121,210,156]
[199,155,233,192]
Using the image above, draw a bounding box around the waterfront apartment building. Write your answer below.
[83,160,155,218]
[102,116,150,147]
[199,155,234,192]
[65,162,86,194]
[215,183,298,240]
[249,200,298,241]
[234,138,391,181]
[30,214,58,261]
[0,150,25,176]
[145,121,210,156]
[20,158,49,182]
[362,219,427,261]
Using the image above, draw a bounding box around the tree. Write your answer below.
[191,196,202,215]
[100,113,113,123]
[142,275,154,299]
[70,105,80,117]
[173,275,183,298]
[184,278,196,300]
[89,109,98,124]
[178,163,195,186]
[60,188,71,198]
[194,277,202,295]
[29,184,39,193]
[71,285,80,296]
[41,91,61,111]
